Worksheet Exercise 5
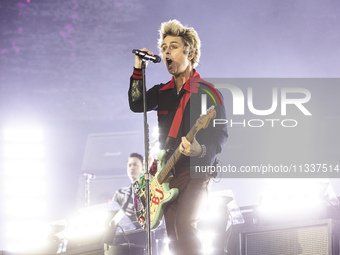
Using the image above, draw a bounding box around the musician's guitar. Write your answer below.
[132,106,216,229]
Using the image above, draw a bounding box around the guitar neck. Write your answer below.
[157,125,198,184]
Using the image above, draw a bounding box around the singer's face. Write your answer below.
[127,157,143,182]
[161,36,191,76]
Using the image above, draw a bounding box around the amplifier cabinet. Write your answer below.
[239,219,340,255]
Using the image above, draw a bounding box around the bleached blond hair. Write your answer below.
[158,19,201,68]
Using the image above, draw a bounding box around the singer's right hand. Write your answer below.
[135,48,154,69]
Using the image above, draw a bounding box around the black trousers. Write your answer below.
[163,169,211,255]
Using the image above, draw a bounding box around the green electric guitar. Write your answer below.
[132,107,216,229]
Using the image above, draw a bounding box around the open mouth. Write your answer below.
[166,58,173,67]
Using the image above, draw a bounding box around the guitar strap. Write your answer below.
[165,91,191,149]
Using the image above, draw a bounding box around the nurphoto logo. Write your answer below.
[200,82,312,128]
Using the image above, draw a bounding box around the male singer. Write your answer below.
[128,19,228,255]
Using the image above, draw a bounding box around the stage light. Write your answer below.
[3,178,46,195]
[258,181,339,221]
[64,209,116,250]
[150,126,160,157]
[3,161,45,177]
[200,231,217,255]
[200,189,244,224]
[1,126,49,251]
[3,128,45,158]
[5,221,62,254]
[150,141,160,158]
[201,195,228,220]
[4,128,43,142]
[152,126,159,138]
[161,237,172,255]
[198,190,244,255]
[66,211,110,239]
[5,198,47,217]
[4,144,45,158]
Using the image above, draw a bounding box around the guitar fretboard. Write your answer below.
[157,125,198,184]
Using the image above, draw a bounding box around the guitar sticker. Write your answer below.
[149,159,158,176]
[138,216,146,226]
[155,188,164,200]
[132,181,141,195]
[151,189,165,205]
[134,196,144,213]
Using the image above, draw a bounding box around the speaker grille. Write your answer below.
[245,223,330,255]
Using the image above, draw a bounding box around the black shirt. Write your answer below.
[129,69,228,170]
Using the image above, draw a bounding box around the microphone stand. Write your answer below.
[83,172,95,207]
[141,59,152,255]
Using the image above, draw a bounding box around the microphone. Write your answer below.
[132,49,161,63]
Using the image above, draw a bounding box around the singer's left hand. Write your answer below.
[179,137,202,157]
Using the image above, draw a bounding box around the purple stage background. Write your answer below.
[0,0,340,250]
